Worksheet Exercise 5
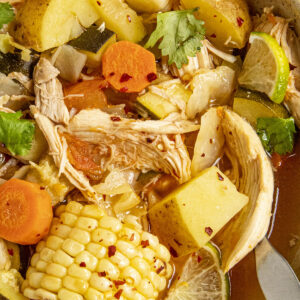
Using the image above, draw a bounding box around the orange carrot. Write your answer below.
[102,41,157,93]
[64,79,108,112]
[0,178,53,245]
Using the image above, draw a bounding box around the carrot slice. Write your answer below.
[64,79,108,112]
[102,41,157,93]
[0,178,53,245]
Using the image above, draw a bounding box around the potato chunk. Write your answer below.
[181,0,252,48]
[10,0,99,51]
[148,166,248,257]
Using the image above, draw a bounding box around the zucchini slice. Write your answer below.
[69,26,116,68]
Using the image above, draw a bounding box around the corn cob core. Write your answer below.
[22,201,173,300]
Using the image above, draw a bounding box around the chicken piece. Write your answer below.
[33,58,69,125]
[0,239,11,271]
[68,109,199,183]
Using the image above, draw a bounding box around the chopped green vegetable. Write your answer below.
[257,117,296,155]
[0,111,35,156]
[0,3,14,30]
[145,8,205,69]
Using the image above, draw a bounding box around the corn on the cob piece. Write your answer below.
[22,201,172,300]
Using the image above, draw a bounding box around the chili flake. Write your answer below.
[7,249,13,256]
[120,73,132,83]
[79,262,86,267]
[141,240,150,248]
[205,227,213,236]
[147,72,157,82]
[130,233,135,241]
[170,246,178,258]
[96,1,101,6]
[174,239,182,246]
[157,265,165,274]
[114,290,123,299]
[210,33,217,38]
[237,17,244,27]
[114,280,126,288]
[197,255,202,263]
[108,245,117,257]
[98,271,106,277]
[111,116,121,122]
[120,87,128,93]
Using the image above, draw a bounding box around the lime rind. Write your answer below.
[250,32,290,104]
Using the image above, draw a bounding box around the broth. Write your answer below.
[231,138,300,299]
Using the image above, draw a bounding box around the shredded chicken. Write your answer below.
[33,58,69,125]
[68,109,198,183]
[0,239,11,271]
[8,72,34,93]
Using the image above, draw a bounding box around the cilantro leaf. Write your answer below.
[256,117,296,155]
[0,111,35,156]
[145,9,205,69]
[0,2,14,30]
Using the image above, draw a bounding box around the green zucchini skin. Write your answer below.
[0,51,39,77]
[69,25,115,53]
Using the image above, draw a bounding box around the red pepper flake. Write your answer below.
[147,72,157,82]
[6,202,9,206]
[127,14,132,23]
[36,233,41,237]
[213,14,217,17]
[201,153,205,157]
[205,227,213,236]
[197,255,202,263]
[130,233,135,241]
[209,138,213,144]
[146,138,153,144]
[111,116,121,122]
[210,33,217,38]
[120,73,132,83]
[7,249,13,256]
[96,1,101,6]
[170,246,178,258]
[156,265,165,274]
[109,72,115,77]
[271,152,283,169]
[174,239,182,246]
[237,17,244,27]
[40,186,45,190]
[99,239,103,242]
[141,240,150,248]
[114,290,123,299]
[120,87,128,93]
[217,172,224,181]
[98,271,106,277]
[80,262,86,267]
[114,280,126,288]
[108,245,117,257]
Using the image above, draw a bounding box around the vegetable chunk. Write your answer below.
[149,166,248,257]
[10,0,99,51]
[0,179,53,245]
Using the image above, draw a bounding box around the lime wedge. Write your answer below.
[166,243,230,300]
[238,32,290,104]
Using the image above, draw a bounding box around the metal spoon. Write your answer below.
[255,237,300,300]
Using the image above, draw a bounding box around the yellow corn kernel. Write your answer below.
[62,239,85,257]
[165,263,173,278]
[40,247,55,262]
[141,232,159,250]
[58,288,83,300]
[118,227,141,246]
[149,271,166,291]
[99,216,122,233]
[40,275,62,292]
[140,247,156,263]
[31,253,40,267]
[21,279,29,292]
[23,287,38,299]
[116,240,138,259]
[60,212,78,226]
[109,251,130,269]
[68,264,92,281]
[153,258,165,274]
[26,267,37,277]
[51,224,72,239]
[46,263,67,278]
[96,258,120,280]
[75,251,98,271]
[36,260,48,272]
[46,235,64,250]
[35,288,57,300]
[76,216,98,232]
[65,201,83,215]
[131,291,147,300]
[86,243,106,259]
[85,287,105,300]
[137,278,156,298]
[122,266,142,286]
[156,244,171,262]
[89,273,112,292]
[124,215,142,230]
[55,205,66,217]
[63,275,89,294]
[92,228,116,246]
[36,241,46,253]
[28,272,44,289]
[69,228,91,244]
[81,204,104,219]
[53,249,74,267]
[131,257,151,275]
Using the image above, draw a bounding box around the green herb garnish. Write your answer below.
[145,8,205,69]
[0,2,14,30]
